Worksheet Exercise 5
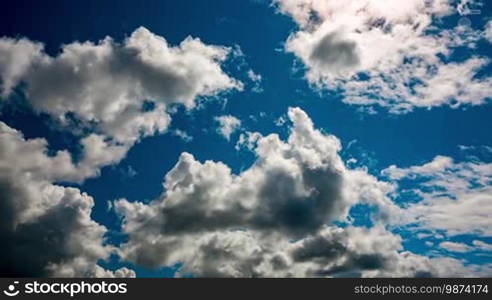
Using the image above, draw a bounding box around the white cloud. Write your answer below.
[247,69,263,93]
[439,241,472,253]
[172,129,193,143]
[0,27,242,146]
[275,115,286,127]
[0,122,127,185]
[0,122,134,277]
[472,240,492,251]
[247,69,262,83]
[215,115,242,141]
[274,0,492,112]
[383,155,454,180]
[235,131,263,151]
[383,156,492,236]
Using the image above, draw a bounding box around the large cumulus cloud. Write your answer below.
[113,107,484,277]
[0,26,241,146]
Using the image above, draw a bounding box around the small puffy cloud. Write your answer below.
[247,69,262,82]
[172,129,193,143]
[383,155,454,180]
[215,115,242,141]
[275,0,492,112]
[275,115,286,127]
[439,241,473,253]
[247,69,263,93]
[0,122,133,277]
[382,155,492,236]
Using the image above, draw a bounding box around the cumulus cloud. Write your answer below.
[0,38,43,97]
[0,122,134,277]
[113,107,488,277]
[383,155,492,236]
[215,115,242,141]
[0,26,241,146]
[274,0,492,112]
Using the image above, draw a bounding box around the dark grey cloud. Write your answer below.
[309,32,360,74]
[0,122,134,277]
[251,165,344,236]
[0,183,100,276]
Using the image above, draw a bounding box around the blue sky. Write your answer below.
[0,0,491,277]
